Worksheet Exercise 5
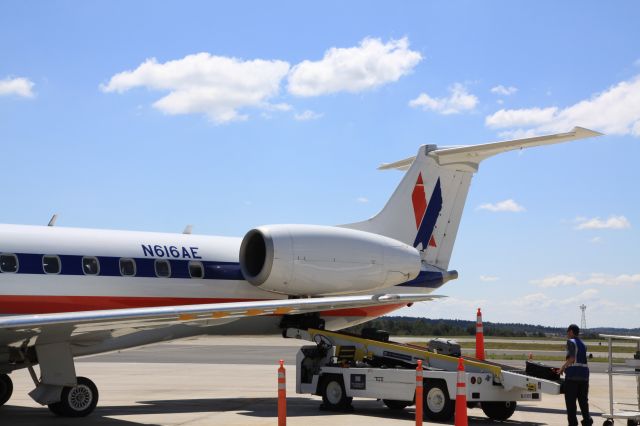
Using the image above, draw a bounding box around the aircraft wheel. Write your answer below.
[48,376,99,417]
[602,421,613,426]
[320,375,352,410]
[0,374,13,406]
[383,399,411,410]
[481,400,517,421]
[423,379,454,421]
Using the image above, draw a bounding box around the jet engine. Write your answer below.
[239,224,421,296]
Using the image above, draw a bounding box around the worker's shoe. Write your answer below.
[581,419,593,426]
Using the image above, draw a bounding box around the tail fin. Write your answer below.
[343,127,602,270]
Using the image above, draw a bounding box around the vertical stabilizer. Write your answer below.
[343,144,472,270]
[342,127,602,270]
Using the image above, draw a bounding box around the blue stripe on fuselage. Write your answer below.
[1,252,244,280]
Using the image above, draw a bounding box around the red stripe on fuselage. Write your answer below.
[0,295,407,318]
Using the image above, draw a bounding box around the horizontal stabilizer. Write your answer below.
[379,127,602,172]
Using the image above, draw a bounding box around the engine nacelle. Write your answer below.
[239,224,421,296]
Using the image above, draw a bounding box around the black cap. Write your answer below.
[568,324,580,336]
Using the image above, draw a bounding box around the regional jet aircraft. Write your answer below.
[0,127,601,416]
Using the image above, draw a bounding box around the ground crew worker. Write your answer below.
[558,324,592,426]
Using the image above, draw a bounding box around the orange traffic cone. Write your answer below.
[278,359,286,426]
[455,358,468,426]
[475,308,485,361]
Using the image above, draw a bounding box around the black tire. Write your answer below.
[423,379,455,421]
[320,375,352,410]
[602,421,613,426]
[48,376,99,417]
[0,374,13,406]
[383,399,411,410]
[481,401,517,421]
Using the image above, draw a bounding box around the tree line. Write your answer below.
[344,316,639,338]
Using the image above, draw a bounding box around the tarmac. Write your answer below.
[1,336,638,426]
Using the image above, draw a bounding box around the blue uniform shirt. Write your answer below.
[565,337,589,381]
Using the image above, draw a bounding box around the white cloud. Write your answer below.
[356,197,369,203]
[409,83,478,115]
[485,75,640,137]
[486,107,558,128]
[294,110,323,121]
[590,236,602,244]
[531,273,640,288]
[479,275,499,282]
[101,53,290,123]
[287,37,422,97]
[574,215,631,230]
[476,199,525,212]
[491,85,518,96]
[0,77,35,98]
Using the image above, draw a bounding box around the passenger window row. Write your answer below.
[0,253,204,278]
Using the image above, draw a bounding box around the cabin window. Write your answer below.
[119,258,136,276]
[155,259,171,277]
[43,255,61,274]
[0,254,18,273]
[82,257,100,275]
[189,261,204,279]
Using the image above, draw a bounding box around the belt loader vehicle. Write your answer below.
[286,328,562,421]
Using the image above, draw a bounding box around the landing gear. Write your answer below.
[481,400,517,421]
[47,377,99,417]
[0,374,13,406]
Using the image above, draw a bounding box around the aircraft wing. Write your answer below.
[0,293,442,348]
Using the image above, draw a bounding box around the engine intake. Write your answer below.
[239,225,421,296]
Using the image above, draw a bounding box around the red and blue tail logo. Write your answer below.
[412,173,442,249]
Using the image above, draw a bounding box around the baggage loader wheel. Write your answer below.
[320,375,352,410]
[481,400,517,421]
[424,379,455,421]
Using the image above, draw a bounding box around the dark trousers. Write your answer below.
[564,379,592,426]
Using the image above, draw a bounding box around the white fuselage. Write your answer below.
[0,224,407,332]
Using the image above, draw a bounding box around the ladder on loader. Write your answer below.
[285,327,562,421]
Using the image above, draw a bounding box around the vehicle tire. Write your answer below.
[423,379,455,421]
[48,377,99,417]
[321,375,352,410]
[383,399,411,410]
[0,374,13,406]
[481,400,517,421]
[602,421,613,426]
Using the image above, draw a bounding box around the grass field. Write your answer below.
[456,341,637,353]
[408,340,632,363]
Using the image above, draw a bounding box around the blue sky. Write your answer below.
[1,1,638,327]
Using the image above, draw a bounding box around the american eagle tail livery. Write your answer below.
[0,127,602,417]
[346,126,601,271]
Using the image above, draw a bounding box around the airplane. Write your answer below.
[0,127,601,417]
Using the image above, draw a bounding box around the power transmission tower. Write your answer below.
[579,304,587,330]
